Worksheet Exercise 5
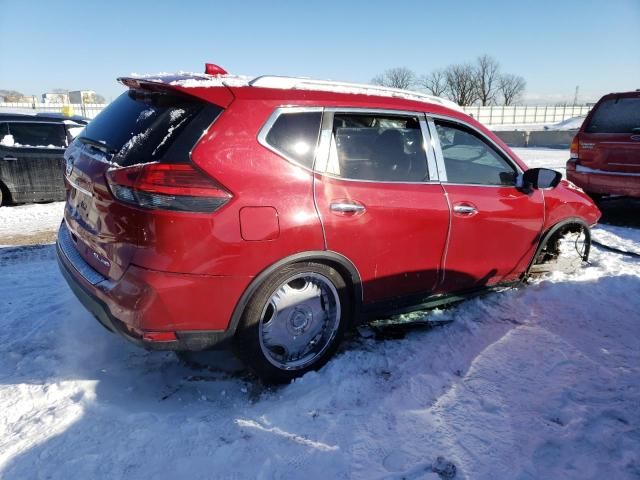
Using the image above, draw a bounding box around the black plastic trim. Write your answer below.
[362,281,522,320]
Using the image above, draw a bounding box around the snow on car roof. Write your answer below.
[125,71,463,112]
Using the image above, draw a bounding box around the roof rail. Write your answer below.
[248,75,463,111]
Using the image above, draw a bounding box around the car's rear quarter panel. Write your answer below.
[130,96,325,278]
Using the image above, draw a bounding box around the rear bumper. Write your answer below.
[567,162,640,197]
[56,222,251,351]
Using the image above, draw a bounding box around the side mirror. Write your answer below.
[520,168,562,190]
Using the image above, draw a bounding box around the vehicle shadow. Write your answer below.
[597,196,640,228]
[3,251,639,478]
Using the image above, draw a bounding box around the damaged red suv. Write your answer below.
[57,64,601,382]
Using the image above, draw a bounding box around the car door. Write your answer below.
[428,116,545,293]
[313,109,450,306]
[4,121,68,202]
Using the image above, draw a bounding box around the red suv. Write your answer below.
[57,65,600,382]
[567,90,640,200]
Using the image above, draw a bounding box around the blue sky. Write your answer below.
[1,0,638,104]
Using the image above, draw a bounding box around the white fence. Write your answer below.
[0,102,107,119]
[462,105,592,126]
[1,101,592,126]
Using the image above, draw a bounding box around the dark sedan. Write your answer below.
[0,112,88,205]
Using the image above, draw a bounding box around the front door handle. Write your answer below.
[453,203,478,215]
[330,200,366,215]
[2,156,18,161]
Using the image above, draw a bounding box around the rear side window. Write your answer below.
[6,122,67,148]
[79,90,221,166]
[435,121,516,186]
[264,111,322,169]
[585,96,640,134]
[326,113,428,182]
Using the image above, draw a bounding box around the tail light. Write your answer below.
[570,134,580,161]
[106,163,232,213]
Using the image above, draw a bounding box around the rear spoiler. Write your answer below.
[117,75,235,109]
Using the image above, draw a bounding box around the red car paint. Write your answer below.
[567,91,640,198]
[57,69,601,354]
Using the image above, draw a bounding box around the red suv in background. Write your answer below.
[57,64,600,382]
[567,90,640,200]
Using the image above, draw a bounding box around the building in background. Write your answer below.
[42,92,69,104]
[1,93,35,103]
[69,90,103,104]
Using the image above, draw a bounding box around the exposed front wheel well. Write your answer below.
[526,218,591,277]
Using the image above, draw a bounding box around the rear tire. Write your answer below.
[234,262,350,384]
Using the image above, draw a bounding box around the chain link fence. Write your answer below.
[462,104,592,126]
[0,102,107,119]
[1,101,592,126]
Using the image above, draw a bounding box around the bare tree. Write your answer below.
[444,64,478,106]
[498,74,526,105]
[474,55,500,106]
[371,67,416,90]
[419,70,448,97]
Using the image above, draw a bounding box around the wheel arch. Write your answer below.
[525,216,592,276]
[227,250,363,338]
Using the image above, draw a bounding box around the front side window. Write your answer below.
[264,111,322,169]
[327,113,428,182]
[435,121,516,186]
[6,122,67,148]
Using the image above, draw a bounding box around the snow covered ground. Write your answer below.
[1,148,639,479]
[1,227,639,479]
[513,148,569,176]
[0,202,64,245]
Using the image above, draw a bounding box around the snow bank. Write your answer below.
[491,116,585,132]
[0,224,639,479]
[0,202,64,239]
[544,116,586,131]
[512,147,568,174]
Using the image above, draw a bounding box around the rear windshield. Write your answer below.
[79,89,221,166]
[585,96,640,134]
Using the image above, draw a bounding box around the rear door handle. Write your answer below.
[2,156,18,161]
[453,203,478,215]
[330,201,366,215]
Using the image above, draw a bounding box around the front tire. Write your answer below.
[234,262,350,383]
